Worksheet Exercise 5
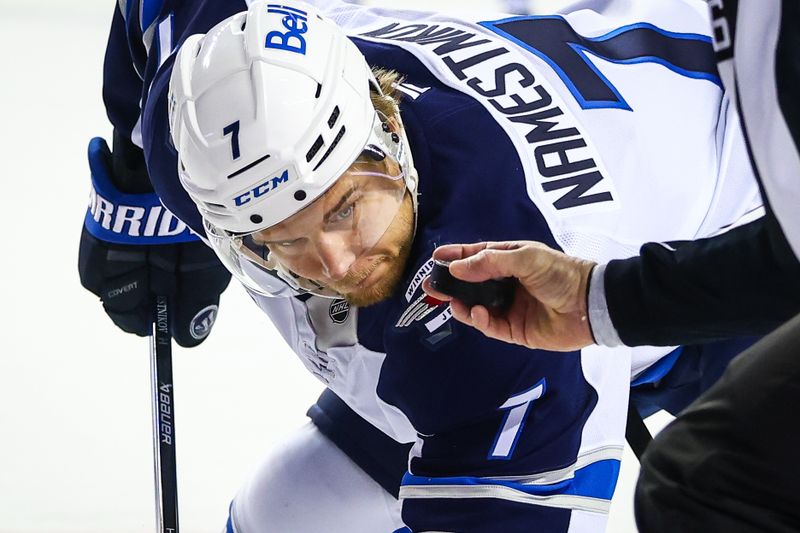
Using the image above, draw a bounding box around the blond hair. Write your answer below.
[370,67,404,119]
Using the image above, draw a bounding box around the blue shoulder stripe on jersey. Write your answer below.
[631,347,684,387]
[402,458,620,502]
[140,0,165,32]
[83,137,198,245]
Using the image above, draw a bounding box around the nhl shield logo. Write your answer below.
[329,299,350,324]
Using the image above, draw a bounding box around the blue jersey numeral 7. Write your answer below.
[480,16,721,110]
[489,379,546,460]
[223,120,241,160]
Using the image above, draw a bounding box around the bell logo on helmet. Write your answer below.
[233,169,291,206]
[265,4,308,55]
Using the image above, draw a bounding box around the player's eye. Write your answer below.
[332,203,354,222]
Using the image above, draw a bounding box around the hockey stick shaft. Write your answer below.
[150,295,180,533]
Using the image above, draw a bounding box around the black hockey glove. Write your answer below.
[78,134,231,347]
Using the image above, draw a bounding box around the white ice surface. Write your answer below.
[0,1,671,532]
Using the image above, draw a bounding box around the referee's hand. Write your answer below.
[422,241,596,352]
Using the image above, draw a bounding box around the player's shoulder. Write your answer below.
[351,34,487,133]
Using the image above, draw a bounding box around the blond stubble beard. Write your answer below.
[334,192,415,307]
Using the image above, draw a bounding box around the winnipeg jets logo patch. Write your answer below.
[395,259,452,332]
[396,292,446,328]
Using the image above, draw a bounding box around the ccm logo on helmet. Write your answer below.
[265,4,308,55]
[234,169,290,206]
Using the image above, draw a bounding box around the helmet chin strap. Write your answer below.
[368,67,420,231]
[383,96,420,241]
[397,118,420,239]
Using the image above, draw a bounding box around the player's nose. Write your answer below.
[315,234,356,281]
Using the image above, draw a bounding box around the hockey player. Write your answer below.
[83,0,763,531]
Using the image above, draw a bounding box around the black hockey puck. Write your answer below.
[429,259,515,311]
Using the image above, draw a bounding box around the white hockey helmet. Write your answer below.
[169,0,417,298]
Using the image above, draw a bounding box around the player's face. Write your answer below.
[253,162,414,306]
